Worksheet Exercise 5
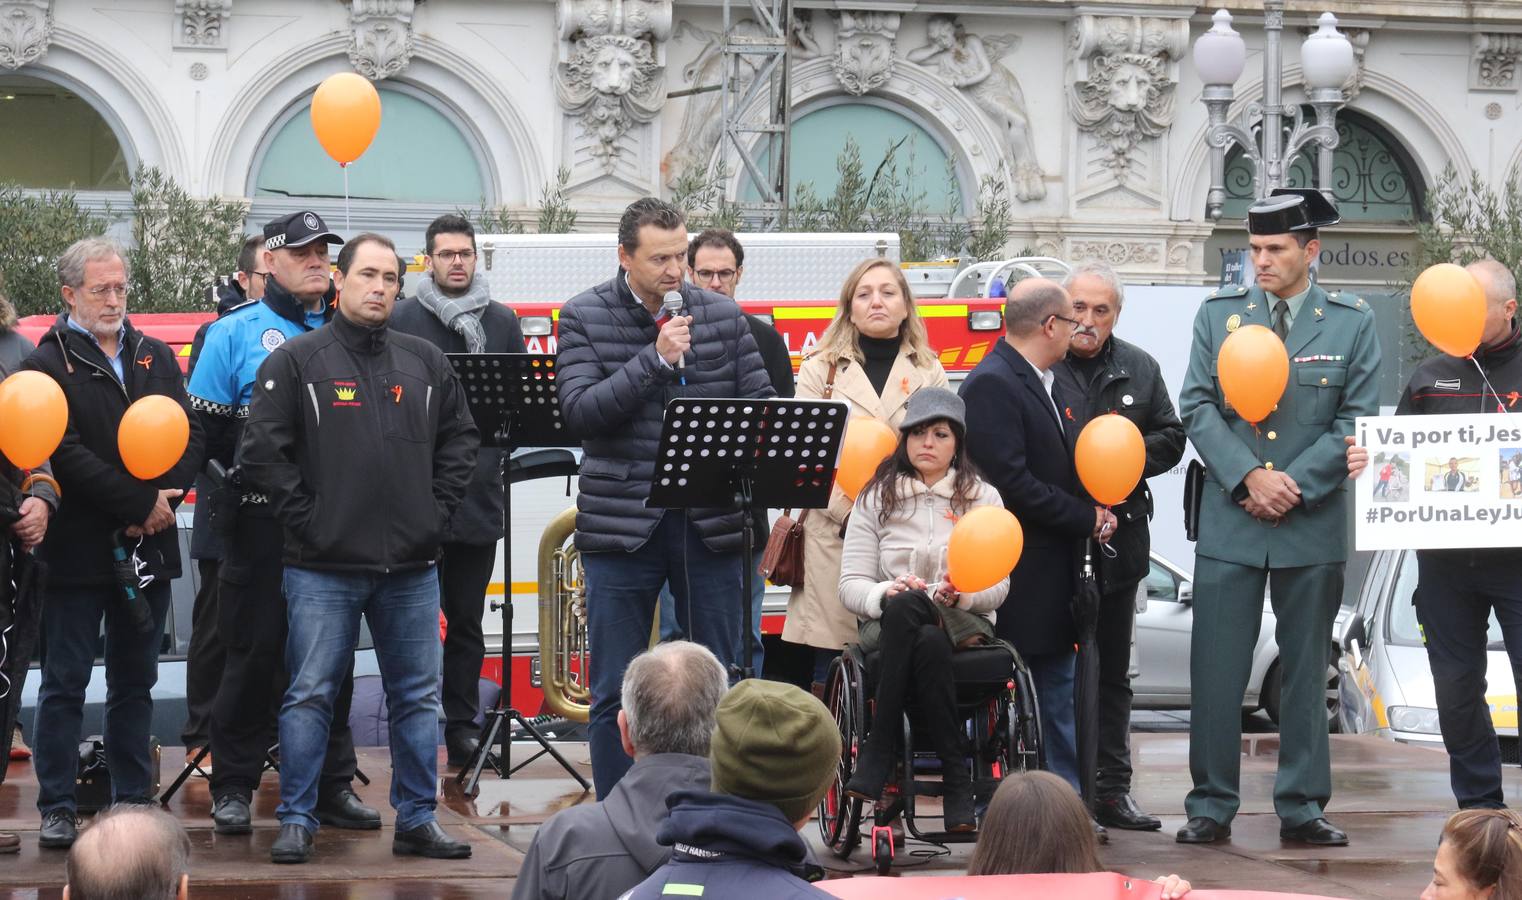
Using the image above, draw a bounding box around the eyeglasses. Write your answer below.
[694,268,738,283]
[84,283,131,299]
[433,250,476,263]
[1048,313,1081,330]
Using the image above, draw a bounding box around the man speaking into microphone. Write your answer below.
[557,198,773,798]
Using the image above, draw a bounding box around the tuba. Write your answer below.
[536,507,591,722]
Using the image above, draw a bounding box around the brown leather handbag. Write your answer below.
[758,362,837,590]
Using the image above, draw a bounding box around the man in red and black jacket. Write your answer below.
[1350,258,1522,811]
[23,237,202,850]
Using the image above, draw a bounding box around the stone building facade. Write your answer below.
[2,0,1520,290]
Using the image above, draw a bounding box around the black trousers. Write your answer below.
[439,541,495,743]
[1095,584,1138,798]
[209,511,356,801]
[1414,552,1522,809]
[861,591,961,762]
[181,558,225,748]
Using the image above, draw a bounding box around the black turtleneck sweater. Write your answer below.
[859,333,901,396]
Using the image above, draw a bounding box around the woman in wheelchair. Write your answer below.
[837,387,1008,832]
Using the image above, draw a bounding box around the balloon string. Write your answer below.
[342,163,351,232]
[1471,356,1513,416]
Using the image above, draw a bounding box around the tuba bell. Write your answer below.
[536,507,591,722]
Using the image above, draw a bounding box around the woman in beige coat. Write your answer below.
[781,256,948,691]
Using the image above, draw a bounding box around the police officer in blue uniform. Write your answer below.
[188,211,377,835]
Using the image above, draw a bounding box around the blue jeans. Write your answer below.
[278,566,441,833]
[661,568,765,675]
[34,581,171,813]
[582,512,742,798]
[1027,649,1080,793]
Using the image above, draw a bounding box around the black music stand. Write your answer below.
[648,398,849,679]
[449,352,589,794]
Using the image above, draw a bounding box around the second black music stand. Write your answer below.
[448,352,589,794]
[648,398,849,679]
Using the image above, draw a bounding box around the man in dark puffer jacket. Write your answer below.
[557,197,773,798]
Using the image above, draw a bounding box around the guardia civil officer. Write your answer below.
[186,211,376,836]
[1177,189,1380,846]
[1348,259,1522,810]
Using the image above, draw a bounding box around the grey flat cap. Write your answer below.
[899,386,965,432]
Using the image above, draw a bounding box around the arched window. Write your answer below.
[0,74,130,189]
[252,85,486,205]
[1221,110,1426,222]
[742,100,965,213]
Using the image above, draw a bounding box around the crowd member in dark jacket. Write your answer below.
[513,641,726,900]
[1053,261,1185,831]
[180,234,267,762]
[960,278,1115,797]
[621,680,838,900]
[680,228,794,675]
[187,214,372,837]
[1349,259,1522,811]
[25,238,203,850]
[390,213,526,767]
[241,233,478,865]
[557,198,773,799]
[0,288,35,374]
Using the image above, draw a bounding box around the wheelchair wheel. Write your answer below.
[1007,664,1045,773]
[817,654,863,857]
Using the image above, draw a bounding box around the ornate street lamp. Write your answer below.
[1193,2,1356,219]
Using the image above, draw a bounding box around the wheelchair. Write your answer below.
[817,638,1045,875]
[821,636,1047,877]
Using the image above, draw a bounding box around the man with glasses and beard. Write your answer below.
[187,212,376,838]
[25,237,203,849]
[390,214,525,767]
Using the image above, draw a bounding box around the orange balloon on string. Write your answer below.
[835,418,897,500]
[1411,263,1486,358]
[311,72,382,166]
[1217,324,1289,425]
[946,506,1023,594]
[118,395,190,480]
[0,370,67,469]
[1075,414,1146,506]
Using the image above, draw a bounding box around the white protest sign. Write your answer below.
[1354,412,1522,550]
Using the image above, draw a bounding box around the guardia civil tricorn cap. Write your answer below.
[1245,188,1341,235]
[263,210,345,252]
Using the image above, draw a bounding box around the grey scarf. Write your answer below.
[415,272,491,352]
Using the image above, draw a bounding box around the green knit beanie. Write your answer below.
[709,680,842,823]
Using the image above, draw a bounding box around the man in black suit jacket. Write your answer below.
[960,278,1115,796]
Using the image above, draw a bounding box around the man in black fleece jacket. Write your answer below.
[25,237,203,850]
[240,233,478,865]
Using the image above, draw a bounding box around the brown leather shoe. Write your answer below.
[0,832,18,854]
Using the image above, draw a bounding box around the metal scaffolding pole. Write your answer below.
[721,0,791,230]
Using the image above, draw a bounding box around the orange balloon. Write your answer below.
[1412,263,1485,358]
[835,418,897,500]
[1075,414,1145,506]
[0,371,67,469]
[1217,324,1289,425]
[311,72,382,166]
[118,395,189,480]
[946,506,1023,594]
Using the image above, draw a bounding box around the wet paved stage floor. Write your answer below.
[0,734,1486,898]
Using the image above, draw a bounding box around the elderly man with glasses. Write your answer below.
[24,237,203,849]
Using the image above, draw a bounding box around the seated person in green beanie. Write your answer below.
[514,641,728,900]
[619,680,840,899]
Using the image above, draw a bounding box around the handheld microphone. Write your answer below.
[662,291,686,385]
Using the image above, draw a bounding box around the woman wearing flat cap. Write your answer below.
[836,387,1008,831]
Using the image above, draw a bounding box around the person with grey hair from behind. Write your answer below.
[512,641,729,900]
[64,805,191,900]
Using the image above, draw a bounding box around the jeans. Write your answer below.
[439,542,495,743]
[34,581,171,814]
[660,567,765,675]
[1026,649,1080,793]
[582,511,742,798]
[1414,552,1522,809]
[278,566,442,833]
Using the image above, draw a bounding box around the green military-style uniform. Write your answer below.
[1178,199,1381,834]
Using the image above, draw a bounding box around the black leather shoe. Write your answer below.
[270,823,313,864]
[38,809,77,849]
[316,789,381,830]
[393,821,471,859]
[1092,818,1109,844]
[1095,794,1163,831]
[1280,817,1349,846]
[446,736,481,768]
[212,794,252,835]
[1176,816,1231,844]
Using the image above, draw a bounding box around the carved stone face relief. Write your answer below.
[0,0,53,71]
[590,41,638,95]
[832,10,900,96]
[1109,61,1155,113]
